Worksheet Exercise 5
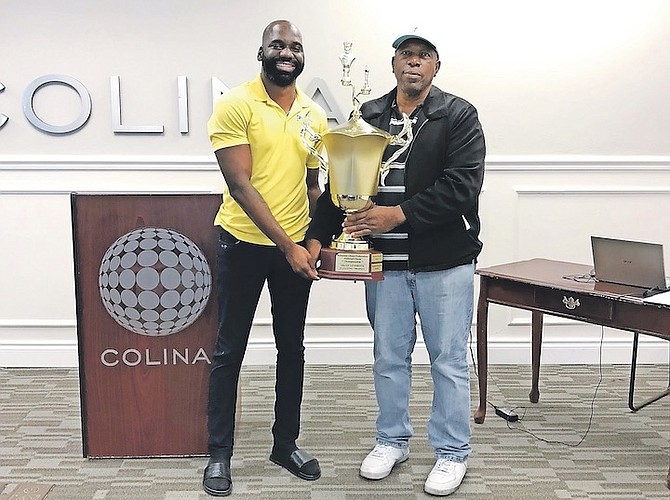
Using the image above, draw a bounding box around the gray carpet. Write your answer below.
[0,364,668,499]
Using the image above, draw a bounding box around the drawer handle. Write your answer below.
[562,296,581,310]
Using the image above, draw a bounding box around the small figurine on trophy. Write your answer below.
[300,42,413,280]
[339,41,356,86]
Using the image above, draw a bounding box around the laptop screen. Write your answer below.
[591,236,667,290]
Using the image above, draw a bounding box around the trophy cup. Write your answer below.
[302,42,412,280]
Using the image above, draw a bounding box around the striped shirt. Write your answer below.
[369,103,427,270]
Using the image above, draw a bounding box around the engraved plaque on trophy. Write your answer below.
[302,42,412,281]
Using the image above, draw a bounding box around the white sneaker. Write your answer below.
[359,443,410,480]
[424,459,467,496]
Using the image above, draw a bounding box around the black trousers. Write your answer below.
[207,229,312,461]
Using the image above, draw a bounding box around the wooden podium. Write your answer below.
[72,194,221,458]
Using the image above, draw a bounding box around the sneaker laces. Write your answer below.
[370,444,394,458]
[434,458,458,473]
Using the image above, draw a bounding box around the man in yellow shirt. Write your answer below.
[203,19,327,497]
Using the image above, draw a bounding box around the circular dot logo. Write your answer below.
[98,227,212,336]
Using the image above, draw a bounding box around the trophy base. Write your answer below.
[318,247,383,281]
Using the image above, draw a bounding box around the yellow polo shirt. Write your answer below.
[208,74,328,245]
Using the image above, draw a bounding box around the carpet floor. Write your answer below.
[0,364,668,499]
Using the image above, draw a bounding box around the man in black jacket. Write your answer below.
[306,31,485,496]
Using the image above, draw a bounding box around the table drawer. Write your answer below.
[534,288,613,321]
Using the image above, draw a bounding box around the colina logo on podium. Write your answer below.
[98,227,212,336]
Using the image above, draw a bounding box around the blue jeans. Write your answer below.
[207,229,312,461]
[364,263,474,462]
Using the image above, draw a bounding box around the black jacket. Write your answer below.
[306,85,486,272]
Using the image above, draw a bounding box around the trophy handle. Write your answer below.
[300,117,328,174]
[380,113,413,186]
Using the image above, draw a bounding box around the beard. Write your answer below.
[261,54,304,87]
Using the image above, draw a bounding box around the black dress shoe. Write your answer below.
[203,461,232,497]
[270,448,321,481]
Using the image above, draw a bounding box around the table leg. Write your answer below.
[474,278,489,424]
[628,331,670,411]
[529,310,543,403]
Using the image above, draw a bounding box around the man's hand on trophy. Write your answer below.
[343,205,407,238]
[285,243,320,281]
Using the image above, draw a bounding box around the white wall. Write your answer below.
[1,0,669,366]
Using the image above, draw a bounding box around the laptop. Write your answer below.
[591,236,668,292]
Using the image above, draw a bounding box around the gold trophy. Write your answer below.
[302,42,412,280]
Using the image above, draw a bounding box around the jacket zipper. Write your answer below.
[402,119,430,193]
[402,118,430,271]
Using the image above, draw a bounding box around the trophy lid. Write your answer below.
[323,112,392,140]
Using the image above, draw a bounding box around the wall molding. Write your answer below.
[0,336,666,368]
[0,319,77,328]
[0,155,217,172]
[0,318,370,329]
[515,186,670,195]
[1,318,667,367]
[1,154,669,173]
[0,189,218,195]
[0,315,621,330]
[485,155,670,171]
